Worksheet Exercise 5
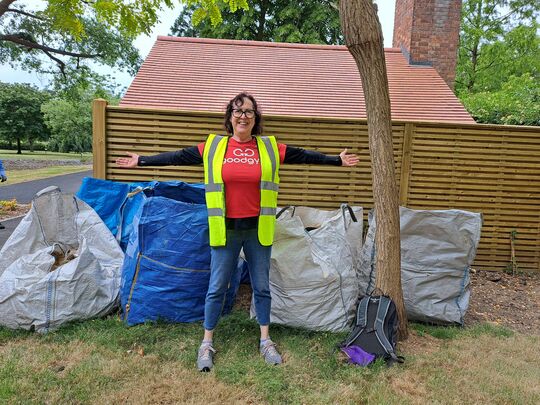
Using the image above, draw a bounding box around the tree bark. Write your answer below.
[339,0,408,339]
[16,138,21,154]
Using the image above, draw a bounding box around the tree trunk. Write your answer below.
[339,0,408,339]
[256,0,268,41]
[16,138,22,154]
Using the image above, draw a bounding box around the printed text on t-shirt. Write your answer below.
[223,148,259,165]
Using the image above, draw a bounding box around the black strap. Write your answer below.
[276,206,295,219]
[341,203,358,223]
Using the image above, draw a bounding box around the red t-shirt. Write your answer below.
[198,138,286,218]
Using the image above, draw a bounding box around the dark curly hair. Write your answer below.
[224,92,263,135]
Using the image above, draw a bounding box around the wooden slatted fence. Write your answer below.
[93,100,540,272]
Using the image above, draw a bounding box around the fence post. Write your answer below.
[399,122,414,206]
[92,99,108,179]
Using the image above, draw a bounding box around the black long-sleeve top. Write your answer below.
[138,145,342,167]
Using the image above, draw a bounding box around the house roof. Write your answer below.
[121,36,475,123]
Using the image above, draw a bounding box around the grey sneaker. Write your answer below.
[197,344,216,372]
[260,339,282,365]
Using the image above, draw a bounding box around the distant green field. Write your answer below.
[0,150,92,162]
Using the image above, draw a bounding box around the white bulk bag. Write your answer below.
[0,186,124,332]
[254,205,362,332]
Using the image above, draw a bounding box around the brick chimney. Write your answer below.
[393,0,462,89]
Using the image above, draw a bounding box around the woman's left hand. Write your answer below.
[339,149,359,167]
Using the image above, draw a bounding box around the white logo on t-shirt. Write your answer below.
[223,148,259,165]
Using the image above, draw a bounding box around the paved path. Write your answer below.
[0,170,93,249]
[0,170,92,204]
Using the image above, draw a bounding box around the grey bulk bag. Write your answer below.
[253,205,362,332]
[359,206,482,325]
[0,186,123,332]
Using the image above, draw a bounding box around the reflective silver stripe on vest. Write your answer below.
[206,135,224,186]
[205,183,223,192]
[260,207,276,216]
[260,136,277,183]
[207,208,224,217]
[260,181,279,192]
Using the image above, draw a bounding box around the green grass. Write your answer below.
[0,165,92,186]
[0,149,92,162]
[0,311,538,404]
[410,321,513,340]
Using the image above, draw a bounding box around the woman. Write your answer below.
[117,92,359,371]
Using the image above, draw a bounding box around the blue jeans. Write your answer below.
[204,228,272,330]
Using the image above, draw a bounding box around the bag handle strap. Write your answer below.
[276,206,296,219]
[341,203,358,223]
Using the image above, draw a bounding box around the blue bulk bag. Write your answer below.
[78,178,242,325]
[120,182,237,326]
[76,177,130,237]
[77,177,158,250]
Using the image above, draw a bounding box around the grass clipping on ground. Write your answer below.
[1,313,539,405]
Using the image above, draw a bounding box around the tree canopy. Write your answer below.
[170,0,343,44]
[0,82,50,153]
[455,0,539,124]
[0,0,249,82]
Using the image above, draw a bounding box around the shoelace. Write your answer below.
[199,345,216,360]
[261,341,279,357]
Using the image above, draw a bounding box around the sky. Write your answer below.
[0,0,396,90]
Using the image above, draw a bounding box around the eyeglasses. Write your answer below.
[232,109,255,119]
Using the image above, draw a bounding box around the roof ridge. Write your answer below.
[157,36,402,52]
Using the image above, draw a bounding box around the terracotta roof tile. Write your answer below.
[121,36,475,123]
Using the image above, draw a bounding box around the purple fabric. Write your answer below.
[341,345,376,366]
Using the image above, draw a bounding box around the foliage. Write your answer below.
[456,0,539,94]
[0,2,142,81]
[171,0,343,44]
[456,0,539,124]
[41,85,117,153]
[0,82,50,154]
[0,1,253,83]
[460,73,540,125]
[0,198,17,212]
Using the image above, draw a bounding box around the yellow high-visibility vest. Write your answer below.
[202,134,280,246]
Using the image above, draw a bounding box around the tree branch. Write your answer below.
[0,0,16,18]
[0,34,102,58]
[6,8,47,21]
[42,48,67,76]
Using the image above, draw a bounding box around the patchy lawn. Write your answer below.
[0,312,538,405]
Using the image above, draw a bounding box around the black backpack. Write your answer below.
[341,295,404,365]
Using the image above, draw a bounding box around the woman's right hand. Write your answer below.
[116,152,140,168]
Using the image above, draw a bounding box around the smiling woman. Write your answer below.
[116,91,359,372]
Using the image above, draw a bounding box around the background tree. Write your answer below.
[0,0,253,86]
[456,0,539,124]
[42,84,119,153]
[170,0,343,44]
[0,82,50,153]
[0,0,145,81]
[460,73,539,125]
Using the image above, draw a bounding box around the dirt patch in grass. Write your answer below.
[234,268,540,337]
[465,269,540,334]
[398,329,443,356]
